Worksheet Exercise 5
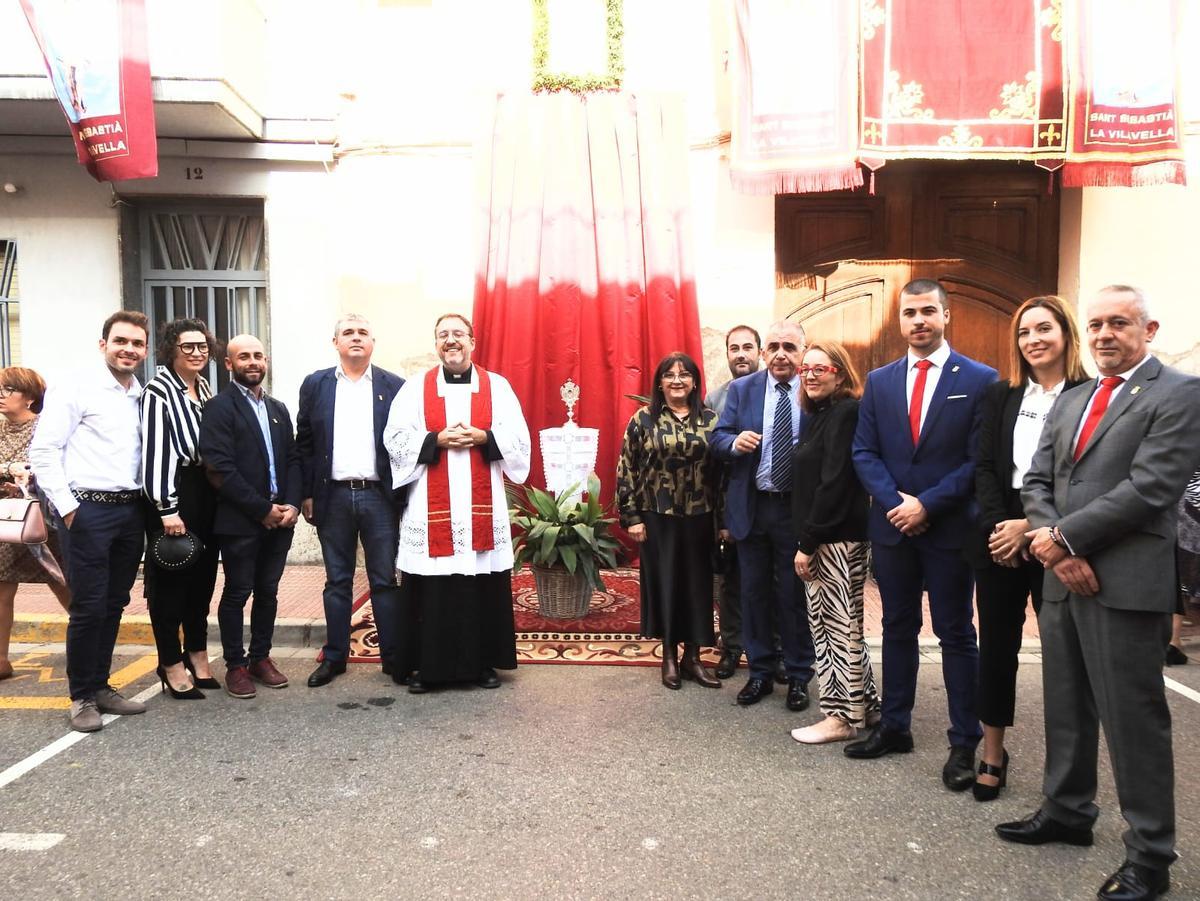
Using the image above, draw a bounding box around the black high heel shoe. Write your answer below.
[973,750,1009,802]
[183,655,221,689]
[157,665,205,700]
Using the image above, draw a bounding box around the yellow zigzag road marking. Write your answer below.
[0,653,157,711]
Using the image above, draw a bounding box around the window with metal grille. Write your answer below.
[136,205,268,392]
[0,240,19,366]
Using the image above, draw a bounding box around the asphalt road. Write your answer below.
[2,645,1199,900]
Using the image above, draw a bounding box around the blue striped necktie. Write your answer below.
[771,381,792,491]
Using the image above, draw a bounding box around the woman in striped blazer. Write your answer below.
[140,318,221,698]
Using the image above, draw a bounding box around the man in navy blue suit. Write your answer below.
[846,279,997,792]
[296,314,406,687]
[711,320,816,710]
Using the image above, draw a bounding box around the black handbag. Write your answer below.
[149,531,204,571]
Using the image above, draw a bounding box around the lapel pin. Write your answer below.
[272,418,279,424]
[378,394,383,401]
[951,365,960,373]
[1130,386,1141,395]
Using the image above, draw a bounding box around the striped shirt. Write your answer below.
[140,366,212,517]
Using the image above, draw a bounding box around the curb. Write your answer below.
[12,614,325,650]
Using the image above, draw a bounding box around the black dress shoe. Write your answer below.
[736,677,774,706]
[391,670,410,686]
[994,809,1093,847]
[773,657,789,685]
[1165,644,1188,666]
[1096,860,1169,901]
[843,725,914,759]
[307,659,347,688]
[715,647,742,679]
[785,678,810,711]
[477,668,501,689]
[972,749,1009,802]
[943,746,976,792]
[407,672,429,694]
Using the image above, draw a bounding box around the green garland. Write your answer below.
[531,0,624,93]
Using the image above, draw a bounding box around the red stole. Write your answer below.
[423,366,495,557]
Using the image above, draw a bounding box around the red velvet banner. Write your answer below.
[21,0,158,182]
[859,0,1066,171]
[1062,0,1186,187]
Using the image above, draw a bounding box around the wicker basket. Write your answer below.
[532,564,593,619]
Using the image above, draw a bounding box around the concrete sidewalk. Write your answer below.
[10,564,1043,649]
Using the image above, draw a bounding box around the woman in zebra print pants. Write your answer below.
[788,340,880,744]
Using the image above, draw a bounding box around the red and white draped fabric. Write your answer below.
[472,91,704,512]
[730,0,863,194]
[20,0,157,182]
[1062,0,1186,187]
[858,0,1067,175]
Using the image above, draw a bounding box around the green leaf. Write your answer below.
[572,523,596,549]
[539,524,561,559]
[560,544,578,573]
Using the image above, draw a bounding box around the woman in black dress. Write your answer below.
[969,295,1088,800]
[617,352,721,690]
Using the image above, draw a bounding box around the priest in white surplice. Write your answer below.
[384,313,531,692]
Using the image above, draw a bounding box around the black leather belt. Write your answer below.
[331,479,378,490]
[72,488,141,504]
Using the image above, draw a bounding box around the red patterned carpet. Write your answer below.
[348,567,709,667]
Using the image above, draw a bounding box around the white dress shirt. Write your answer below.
[29,362,143,518]
[905,341,952,434]
[1011,378,1065,489]
[755,372,802,491]
[331,364,379,481]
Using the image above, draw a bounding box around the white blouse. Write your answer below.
[1011,378,1065,489]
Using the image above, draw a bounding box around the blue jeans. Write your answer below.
[57,499,145,700]
[316,483,399,664]
[216,528,293,667]
[737,491,815,682]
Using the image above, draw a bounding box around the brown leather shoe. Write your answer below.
[680,644,721,688]
[661,643,681,690]
[224,665,257,699]
[248,657,289,689]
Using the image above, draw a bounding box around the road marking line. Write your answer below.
[0,698,71,710]
[108,654,160,689]
[0,670,163,790]
[0,653,158,711]
[1165,675,1200,705]
[0,832,65,851]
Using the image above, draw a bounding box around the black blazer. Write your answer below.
[791,397,868,554]
[199,383,303,535]
[294,365,405,525]
[966,377,1087,568]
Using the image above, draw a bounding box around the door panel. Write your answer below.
[776,161,1059,379]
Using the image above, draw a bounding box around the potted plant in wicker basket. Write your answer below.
[507,473,620,619]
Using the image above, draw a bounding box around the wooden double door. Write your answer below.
[775,161,1061,381]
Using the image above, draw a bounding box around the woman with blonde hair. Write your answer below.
[968,295,1089,800]
[0,366,71,680]
[789,340,879,744]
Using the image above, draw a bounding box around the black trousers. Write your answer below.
[974,558,1043,728]
[216,527,293,668]
[144,467,219,666]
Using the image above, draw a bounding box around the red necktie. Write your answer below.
[909,359,933,446]
[1073,376,1124,461]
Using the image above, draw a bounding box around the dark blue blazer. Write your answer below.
[199,383,303,536]
[710,369,802,541]
[852,350,997,549]
[295,365,405,525]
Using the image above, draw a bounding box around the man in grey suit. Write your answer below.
[996,286,1200,901]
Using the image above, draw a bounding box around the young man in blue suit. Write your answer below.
[710,320,816,711]
[296,314,406,687]
[847,279,997,792]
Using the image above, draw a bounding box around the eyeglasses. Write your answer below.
[0,386,16,397]
[799,365,840,377]
[661,371,695,382]
[436,329,470,341]
[176,342,209,355]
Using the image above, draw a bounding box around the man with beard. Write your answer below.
[31,311,151,732]
[383,314,530,692]
[848,279,996,793]
[199,334,302,700]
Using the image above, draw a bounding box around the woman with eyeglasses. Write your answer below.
[139,319,222,698]
[0,367,71,680]
[617,352,722,690]
[967,295,1089,800]
[789,341,879,744]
